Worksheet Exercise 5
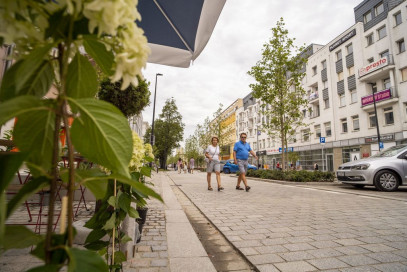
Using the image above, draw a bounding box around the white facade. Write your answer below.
[236,0,407,171]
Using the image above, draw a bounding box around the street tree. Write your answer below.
[144,98,184,169]
[248,17,309,170]
[185,134,204,167]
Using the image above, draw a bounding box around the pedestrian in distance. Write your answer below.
[177,158,182,174]
[276,161,280,170]
[183,161,187,173]
[189,157,195,174]
[205,136,223,191]
[234,133,258,192]
[314,162,319,171]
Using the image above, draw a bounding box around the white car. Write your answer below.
[336,144,407,192]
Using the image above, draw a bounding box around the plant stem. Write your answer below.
[44,111,61,263]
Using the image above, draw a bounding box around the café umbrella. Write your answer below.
[138,0,226,68]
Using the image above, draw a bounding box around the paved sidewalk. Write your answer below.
[169,171,407,272]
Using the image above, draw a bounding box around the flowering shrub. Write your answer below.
[129,132,145,171]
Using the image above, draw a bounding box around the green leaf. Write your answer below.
[118,193,131,213]
[85,229,107,244]
[0,96,47,126]
[19,61,54,98]
[0,61,22,101]
[144,156,154,163]
[45,8,69,40]
[102,213,116,230]
[2,225,44,250]
[84,240,109,251]
[110,174,162,202]
[69,98,132,177]
[120,234,132,244]
[6,176,50,218]
[0,152,27,192]
[140,166,151,178]
[67,247,109,272]
[113,251,126,264]
[82,37,114,76]
[61,169,108,199]
[15,43,55,92]
[13,103,55,174]
[107,196,116,208]
[66,53,98,99]
[26,265,60,272]
[128,206,139,218]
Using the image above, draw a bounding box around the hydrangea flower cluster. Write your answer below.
[129,131,145,172]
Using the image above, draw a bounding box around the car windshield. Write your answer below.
[371,144,407,158]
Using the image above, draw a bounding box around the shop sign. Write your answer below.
[256,150,267,156]
[329,29,356,51]
[278,147,294,153]
[365,134,394,143]
[359,57,388,77]
[266,149,280,155]
[362,153,370,158]
[361,89,391,107]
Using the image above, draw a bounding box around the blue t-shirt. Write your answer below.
[233,141,252,160]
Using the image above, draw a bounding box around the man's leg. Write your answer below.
[236,174,242,187]
[241,173,248,187]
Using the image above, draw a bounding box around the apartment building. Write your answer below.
[236,0,407,171]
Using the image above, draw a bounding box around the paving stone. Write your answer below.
[308,257,349,270]
[308,248,343,258]
[310,240,342,249]
[256,263,280,272]
[335,239,365,246]
[278,251,315,261]
[335,246,372,255]
[255,245,288,254]
[239,247,259,256]
[283,243,316,251]
[274,261,316,272]
[248,253,285,265]
[338,255,380,266]
[150,259,168,267]
[339,266,380,272]
[373,263,407,272]
[360,244,397,252]
[367,252,407,262]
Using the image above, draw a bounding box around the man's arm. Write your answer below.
[233,151,237,164]
[250,150,258,160]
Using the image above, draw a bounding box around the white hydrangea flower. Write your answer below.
[129,131,146,172]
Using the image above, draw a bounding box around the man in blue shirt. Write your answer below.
[233,133,258,192]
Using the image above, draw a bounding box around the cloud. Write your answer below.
[141,0,362,148]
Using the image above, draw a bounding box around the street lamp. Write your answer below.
[151,73,163,146]
[368,83,381,152]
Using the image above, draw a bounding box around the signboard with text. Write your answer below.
[279,147,294,153]
[365,134,394,143]
[359,57,388,77]
[329,29,356,51]
[361,89,392,107]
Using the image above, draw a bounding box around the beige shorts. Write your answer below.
[206,160,220,173]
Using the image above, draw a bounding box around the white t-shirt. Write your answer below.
[205,145,220,161]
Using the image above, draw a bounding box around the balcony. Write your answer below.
[358,55,395,82]
[247,122,254,129]
[247,112,254,119]
[361,87,398,110]
[308,92,319,103]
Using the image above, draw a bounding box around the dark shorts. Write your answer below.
[237,159,248,174]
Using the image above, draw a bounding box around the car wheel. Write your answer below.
[224,168,230,174]
[352,184,365,189]
[374,170,400,192]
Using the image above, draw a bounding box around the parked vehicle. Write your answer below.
[219,160,227,172]
[223,159,257,174]
[336,144,407,192]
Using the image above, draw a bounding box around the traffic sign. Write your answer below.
[379,142,384,149]
[320,137,326,143]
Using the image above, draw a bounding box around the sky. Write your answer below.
[141,0,362,147]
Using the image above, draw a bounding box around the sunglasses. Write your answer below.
[241,136,247,138]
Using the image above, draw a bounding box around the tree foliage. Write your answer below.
[98,77,151,118]
[144,98,184,169]
[248,17,309,170]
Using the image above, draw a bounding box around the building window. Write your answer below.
[336,50,342,61]
[323,81,328,88]
[267,138,270,148]
[384,107,394,125]
[366,33,374,46]
[338,72,343,81]
[369,112,377,127]
[375,2,384,16]
[341,118,348,133]
[397,39,405,54]
[340,94,346,107]
[324,98,329,109]
[364,11,372,23]
[380,50,389,58]
[321,60,327,69]
[311,66,317,76]
[351,90,358,104]
[315,125,321,138]
[402,67,407,81]
[394,12,402,26]
[368,57,374,63]
[383,78,391,89]
[272,136,275,147]
[352,115,360,131]
[302,129,310,142]
[378,26,387,40]
[346,44,353,55]
[348,66,355,75]
[324,122,332,137]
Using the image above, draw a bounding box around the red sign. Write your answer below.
[361,89,391,107]
[359,57,388,77]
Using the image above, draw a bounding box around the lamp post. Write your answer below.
[150,73,163,146]
[368,83,381,152]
